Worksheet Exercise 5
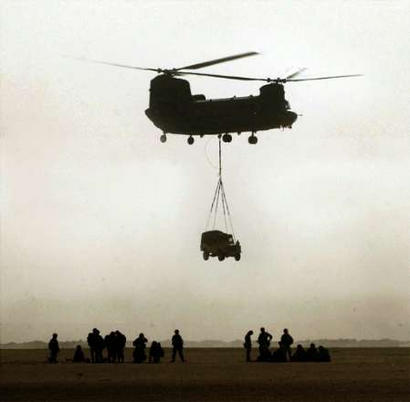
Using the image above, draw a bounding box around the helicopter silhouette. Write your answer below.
[79,52,361,145]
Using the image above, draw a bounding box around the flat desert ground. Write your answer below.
[1,348,409,401]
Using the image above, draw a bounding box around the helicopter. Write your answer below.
[80,52,361,145]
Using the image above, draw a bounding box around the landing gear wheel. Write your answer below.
[222,133,232,143]
[187,136,194,145]
[160,134,167,143]
[203,251,209,261]
[218,254,225,261]
[235,254,241,261]
[248,134,258,144]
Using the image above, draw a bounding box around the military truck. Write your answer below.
[200,230,241,261]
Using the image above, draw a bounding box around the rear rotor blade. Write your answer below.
[178,70,363,83]
[176,52,259,71]
[286,67,307,80]
[287,74,363,82]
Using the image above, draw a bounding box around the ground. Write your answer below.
[1,348,409,401]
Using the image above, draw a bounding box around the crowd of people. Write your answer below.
[131,329,184,363]
[47,329,185,364]
[86,328,127,363]
[244,327,331,363]
[48,327,330,364]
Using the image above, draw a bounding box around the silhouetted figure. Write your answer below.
[280,328,294,361]
[149,341,164,363]
[171,329,185,362]
[271,342,287,362]
[95,330,105,363]
[115,330,126,363]
[48,333,60,363]
[133,333,148,363]
[243,330,253,362]
[87,329,95,363]
[306,343,319,361]
[105,331,116,363]
[317,346,331,362]
[87,328,104,363]
[73,345,86,363]
[291,344,307,362]
[257,327,272,361]
[256,347,272,362]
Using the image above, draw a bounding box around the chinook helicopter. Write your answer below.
[81,52,361,144]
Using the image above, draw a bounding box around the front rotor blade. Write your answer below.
[67,56,159,72]
[287,74,363,82]
[177,70,267,81]
[176,52,259,71]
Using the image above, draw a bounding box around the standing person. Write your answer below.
[87,328,98,363]
[105,331,116,363]
[48,333,60,363]
[257,327,272,361]
[133,333,148,363]
[171,329,185,362]
[94,329,105,363]
[280,328,294,361]
[243,330,253,362]
[115,330,126,363]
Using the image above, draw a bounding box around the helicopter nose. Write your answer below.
[286,111,297,126]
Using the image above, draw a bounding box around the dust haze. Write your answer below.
[1,0,409,343]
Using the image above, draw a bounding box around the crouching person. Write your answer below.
[149,341,164,363]
[306,343,319,361]
[291,345,307,362]
[271,342,287,362]
[317,346,331,362]
[73,345,86,363]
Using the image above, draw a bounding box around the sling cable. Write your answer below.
[200,137,241,261]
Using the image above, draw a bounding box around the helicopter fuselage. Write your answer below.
[77,51,360,144]
[145,75,297,136]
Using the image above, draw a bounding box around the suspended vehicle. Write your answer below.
[201,138,240,262]
[201,230,241,262]
[76,52,362,145]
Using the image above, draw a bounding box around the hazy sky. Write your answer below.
[1,0,409,343]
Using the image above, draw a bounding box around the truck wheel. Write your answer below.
[218,254,225,261]
[203,251,209,260]
[235,254,241,261]
[222,133,232,143]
